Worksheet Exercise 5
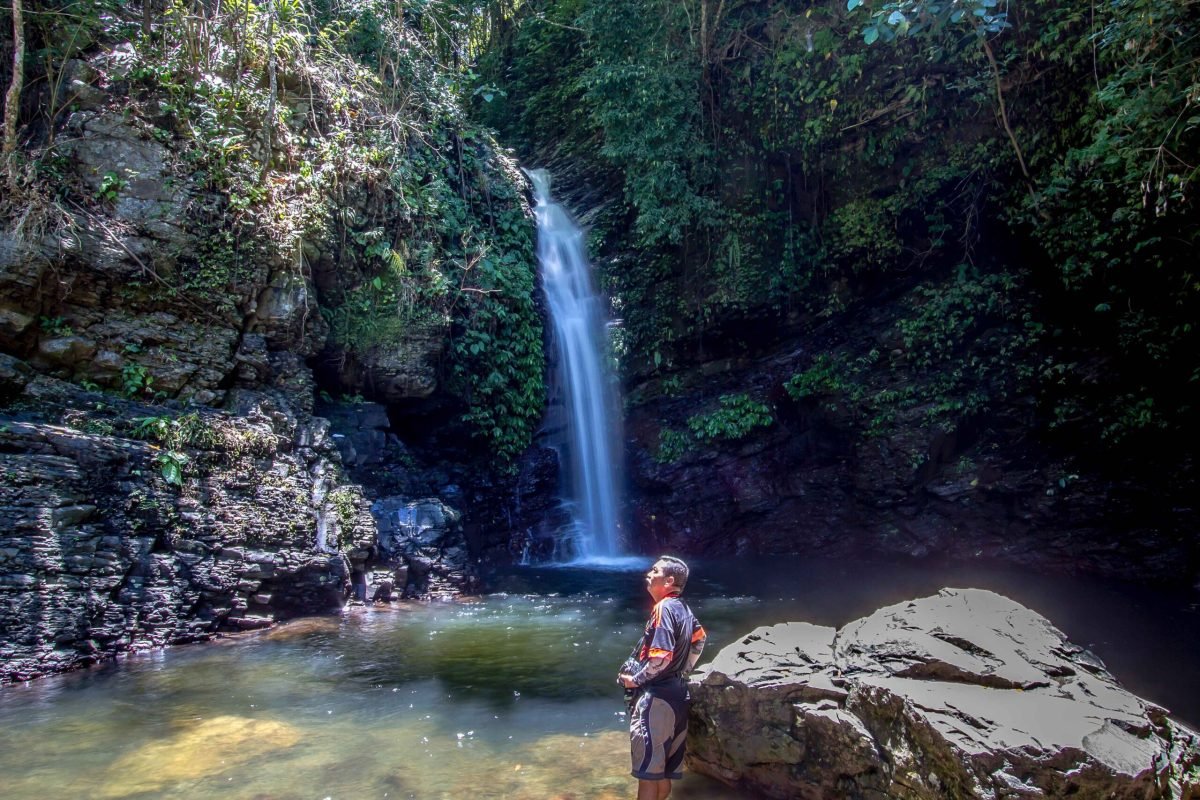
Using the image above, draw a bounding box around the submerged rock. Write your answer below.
[262,616,343,641]
[96,715,301,798]
[688,588,1200,799]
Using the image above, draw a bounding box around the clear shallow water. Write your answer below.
[1,556,1198,799]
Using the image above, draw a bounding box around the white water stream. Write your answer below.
[528,170,626,560]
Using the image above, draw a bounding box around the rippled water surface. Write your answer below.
[1,556,1197,799]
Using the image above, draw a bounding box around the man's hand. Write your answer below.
[619,673,636,689]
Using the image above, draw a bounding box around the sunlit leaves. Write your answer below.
[848,0,1011,44]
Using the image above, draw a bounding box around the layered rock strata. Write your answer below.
[688,588,1200,799]
[0,365,376,683]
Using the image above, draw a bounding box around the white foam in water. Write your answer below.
[556,555,652,571]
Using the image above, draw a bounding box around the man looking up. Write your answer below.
[618,556,707,800]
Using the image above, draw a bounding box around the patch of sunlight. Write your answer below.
[93,715,301,798]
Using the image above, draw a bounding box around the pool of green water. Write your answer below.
[1,556,1197,799]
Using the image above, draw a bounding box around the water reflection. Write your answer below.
[0,556,1196,799]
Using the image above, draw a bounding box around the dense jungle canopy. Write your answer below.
[475,0,1200,471]
[2,0,1198,481]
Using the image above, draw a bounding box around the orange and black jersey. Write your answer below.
[630,593,706,688]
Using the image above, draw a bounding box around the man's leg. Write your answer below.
[636,778,670,800]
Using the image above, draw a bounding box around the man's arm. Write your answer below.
[620,655,671,688]
[684,628,706,674]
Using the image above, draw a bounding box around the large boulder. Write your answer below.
[688,588,1200,799]
[371,496,475,597]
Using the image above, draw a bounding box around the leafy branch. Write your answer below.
[847,0,1038,209]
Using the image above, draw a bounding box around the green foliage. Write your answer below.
[328,486,360,530]
[181,230,255,314]
[655,392,775,463]
[153,449,190,487]
[473,0,587,143]
[94,170,126,202]
[120,364,153,398]
[449,208,546,466]
[825,198,902,272]
[479,0,1013,371]
[891,268,1041,424]
[898,270,1025,367]
[38,316,73,336]
[83,417,116,435]
[318,141,543,465]
[131,414,174,444]
[814,268,1044,434]
[322,248,437,352]
[478,0,1199,456]
[848,0,1011,43]
[785,356,844,401]
[1013,0,1199,442]
[131,412,217,451]
[11,0,1196,466]
[2,0,542,469]
[654,428,693,464]
[129,412,215,487]
[74,0,543,462]
[766,267,1046,441]
[688,394,775,442]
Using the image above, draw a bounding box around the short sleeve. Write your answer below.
[646,601,679,660]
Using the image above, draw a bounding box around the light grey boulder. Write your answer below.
[689,588,1200,799]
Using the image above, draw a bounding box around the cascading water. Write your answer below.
[528,169,625,560]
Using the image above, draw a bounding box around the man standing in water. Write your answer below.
[618,556,707,800]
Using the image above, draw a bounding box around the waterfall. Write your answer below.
[528,169,625,560]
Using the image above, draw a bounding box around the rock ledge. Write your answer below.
[688,588,1200,799]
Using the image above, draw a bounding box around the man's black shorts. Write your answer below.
[629,679,689,780]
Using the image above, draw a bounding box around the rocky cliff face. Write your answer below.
[623,303,1197,582]
[0,359,378,681]
[0,49,361,681]
[0,24,538,681]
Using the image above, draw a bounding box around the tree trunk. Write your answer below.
[4,0,25,157]
[982,38,1040,214]
[260,0,277,181]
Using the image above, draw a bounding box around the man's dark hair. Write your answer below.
[657,555,690,591]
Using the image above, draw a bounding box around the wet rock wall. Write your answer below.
[623,302,1198,584]
[0,367,375,683]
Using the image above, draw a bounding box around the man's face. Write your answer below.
[645,560,674,600]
